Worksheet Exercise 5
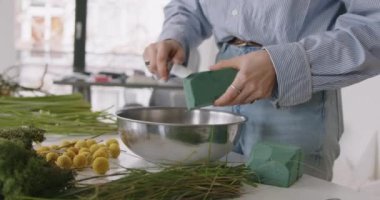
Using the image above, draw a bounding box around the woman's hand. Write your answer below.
[143,39,185,81]
[210,50,277,106]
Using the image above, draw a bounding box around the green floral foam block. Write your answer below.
[183,68,237,109]
[247,142,304,187]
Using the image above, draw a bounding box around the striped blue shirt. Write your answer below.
[159,0,380,107]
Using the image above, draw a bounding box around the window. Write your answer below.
[15,0,170,95]
[15,0,75,94]
[84,0,170,112]
[85,0,169,74]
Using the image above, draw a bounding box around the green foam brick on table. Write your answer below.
[247,142,304,188]
[183,68,238,109]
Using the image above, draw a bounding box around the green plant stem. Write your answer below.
[55,164,256,200]
[0,94,116,135]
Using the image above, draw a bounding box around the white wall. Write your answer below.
[341,76,380,138]
[197,37,219,71]
[333,76,380,195]
[0,0,16,72]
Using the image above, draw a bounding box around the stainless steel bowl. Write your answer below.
[117,107,246,164]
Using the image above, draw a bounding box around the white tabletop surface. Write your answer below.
[42,134,378,200]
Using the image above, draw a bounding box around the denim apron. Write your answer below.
[216,43,343,180]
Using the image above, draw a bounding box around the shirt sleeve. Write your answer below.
[264,1,380,107]
[158,0,212,55]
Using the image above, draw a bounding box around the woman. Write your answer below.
[143,0,380,180]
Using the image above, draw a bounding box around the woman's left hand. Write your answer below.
[210,50,277,106]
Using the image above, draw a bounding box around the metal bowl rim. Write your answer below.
[116,106,247,126]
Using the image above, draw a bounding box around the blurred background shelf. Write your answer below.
[53,75,183,103]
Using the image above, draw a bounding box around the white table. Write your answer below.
[241,175,379,200]
[43,134,378,200]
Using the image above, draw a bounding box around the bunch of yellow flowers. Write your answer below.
[35,138,121,175]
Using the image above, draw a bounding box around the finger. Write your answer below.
[214,86,240,106]
[218,71,250,105]
[210,57,240,71]
[172,49,185,65]
[243,93,259,104]
[142,45,151,62]
[157,44,170,80]
[144,45,158,74]
[229,87,252,105]
[214,77,244,106]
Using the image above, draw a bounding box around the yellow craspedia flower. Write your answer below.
[46,152,59,162]
[56,155,72,169]
[36,146,50,156]
[74,140,87,148]
[73,154,87,169]
[92,157,109,175]
[60,140,72,148]
[109,143,120,158]
[64,150,76,159]
[79,151,91,166]
[86,139,97,147]
[92,148,109,160]
[79,147,90,154]
[89,144,100,153]
[106,139,119,147]
[67,147,79,154]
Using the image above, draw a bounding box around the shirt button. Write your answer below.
[231,9,238,16]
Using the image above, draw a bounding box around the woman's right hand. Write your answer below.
[143,39,186,81]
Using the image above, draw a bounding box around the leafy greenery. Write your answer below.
[0,126,45,149]
[0,128,75,200]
